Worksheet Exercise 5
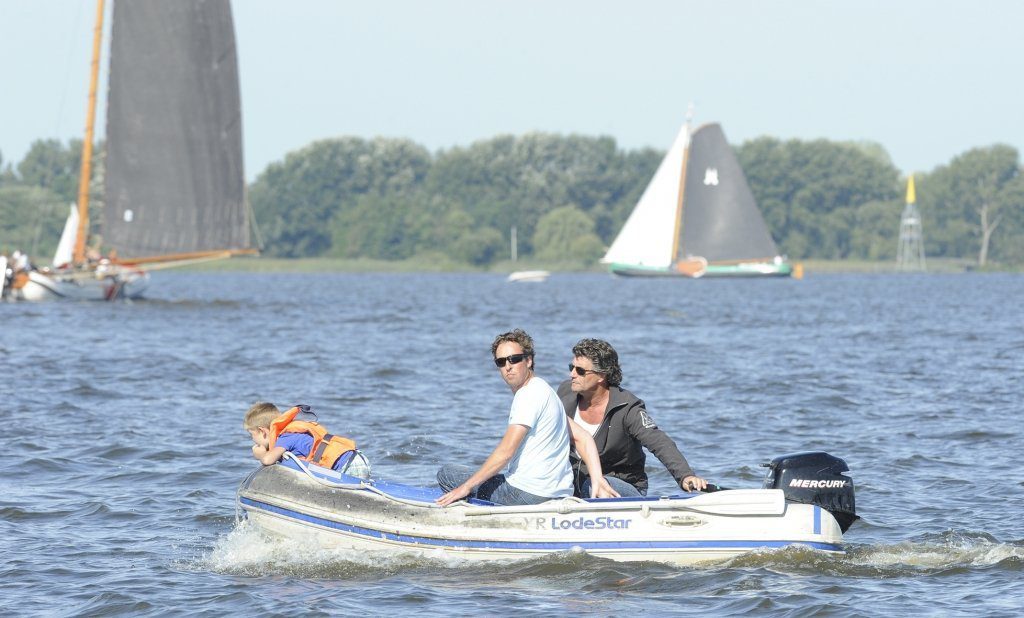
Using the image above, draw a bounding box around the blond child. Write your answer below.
[243,402,370,479]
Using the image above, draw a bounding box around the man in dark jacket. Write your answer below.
[558,338,707,497]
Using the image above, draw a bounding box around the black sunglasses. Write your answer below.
[494,353,528,368]
[569,363,601,376]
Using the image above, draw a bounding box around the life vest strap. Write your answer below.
[312,433,335,463]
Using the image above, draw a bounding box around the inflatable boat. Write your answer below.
[236,451,857,566]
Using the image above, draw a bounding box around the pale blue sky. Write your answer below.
[2,0,1022,181]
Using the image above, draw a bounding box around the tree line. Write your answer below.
[2,133,1022,267]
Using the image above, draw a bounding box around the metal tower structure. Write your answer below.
[896,175,926,271]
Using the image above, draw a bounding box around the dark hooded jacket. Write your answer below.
[558,380,695,495]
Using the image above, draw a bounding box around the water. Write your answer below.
[2,272,1022,616]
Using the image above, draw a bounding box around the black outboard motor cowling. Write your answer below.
[762,451,858,533]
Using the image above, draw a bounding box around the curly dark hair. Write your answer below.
[571,338,622,387]
[492,328,536,367]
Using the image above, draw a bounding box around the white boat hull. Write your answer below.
[507,270,550,283]
[13,268,150,301]
[238,460,846,566]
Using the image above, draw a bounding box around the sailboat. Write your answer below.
[12,0,254,301]
[602,110,792,278]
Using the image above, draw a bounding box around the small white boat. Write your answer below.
[507,270,550,283]
[237,452,857,566]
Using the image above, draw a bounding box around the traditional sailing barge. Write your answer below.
[603,113,793,278]
[13,0,253,301]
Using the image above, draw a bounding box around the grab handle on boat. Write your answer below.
[661,515,705,527]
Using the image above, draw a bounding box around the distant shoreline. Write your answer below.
[176,256,1012,275]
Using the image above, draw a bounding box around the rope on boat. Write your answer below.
[276,453,655,516]
[250,454,720,515]
[279,454,596,513]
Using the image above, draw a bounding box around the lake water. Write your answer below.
[2,271,1022,616]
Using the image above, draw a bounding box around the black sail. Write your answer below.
[678,124,778,263]
[104,0,249,258]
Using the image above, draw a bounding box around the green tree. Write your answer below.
[17,139,85,204]
[849,199,900,260]
[991,173,1024,263]
[449,227,506,265]
[532,205,604,264]
[0,185,66,259]
[426,133,646,258]
[737,137,901,259]
[330,192,430,260]
[917,145,1021,265]
[250,137,431,257]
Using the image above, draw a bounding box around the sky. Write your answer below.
[2,0,1023,181]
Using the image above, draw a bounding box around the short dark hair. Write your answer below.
[492,329,535,365]
[572,338,622,387]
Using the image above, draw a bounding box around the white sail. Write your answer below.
[601,120,689,267]
[52,204,79,268]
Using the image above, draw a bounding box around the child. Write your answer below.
[243,402,370,479]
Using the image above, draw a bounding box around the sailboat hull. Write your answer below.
[703,262,794,278]
[609,261,793,278]
[14,269,150,301]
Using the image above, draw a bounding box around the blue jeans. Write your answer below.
[436,464,552,506]
[579,474,644,498]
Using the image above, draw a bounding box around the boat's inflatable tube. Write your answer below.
[237,452,856,565]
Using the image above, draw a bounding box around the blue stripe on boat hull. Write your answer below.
[240,496,843,553]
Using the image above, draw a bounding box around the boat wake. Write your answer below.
[200,520,506,578]
[198,521,1022,583]
[849,531,1024,572]
[721,530,1023,576]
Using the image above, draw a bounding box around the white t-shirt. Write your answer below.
[572,406,601,436]
[505,376,574,498]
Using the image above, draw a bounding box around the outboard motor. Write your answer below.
[762,451,858,533]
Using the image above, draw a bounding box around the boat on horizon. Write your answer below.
[602,109,793,278]
[237,451,857,566]
[507,270,551,283]
[11,0,254,302]
[506,226,550,282]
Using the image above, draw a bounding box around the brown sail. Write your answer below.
[103,0,250,259]
[678,124,780,264]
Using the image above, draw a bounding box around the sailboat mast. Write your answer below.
[73,0,106,265]
[669,105,694,262]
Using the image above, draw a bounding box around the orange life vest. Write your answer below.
[268,406,357,469]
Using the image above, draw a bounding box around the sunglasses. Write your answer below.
[569,363,601,376]
[494,353,528,368]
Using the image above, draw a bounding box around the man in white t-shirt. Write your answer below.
[436,329,618,506]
